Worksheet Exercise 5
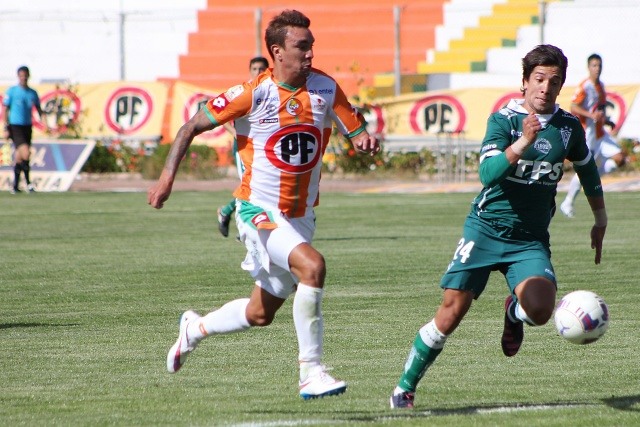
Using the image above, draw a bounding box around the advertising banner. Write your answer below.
[1,82,638,155]
[373,85,640,144]
[0,139,96,192]
[169,81,234,148]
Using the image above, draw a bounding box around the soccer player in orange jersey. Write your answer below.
[148,9,379,400]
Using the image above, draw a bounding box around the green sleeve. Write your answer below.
[575,156,604,197]
[478,152,515,187]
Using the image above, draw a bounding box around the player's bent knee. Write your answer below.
[290,246,326,285]
[522,304,554,326]
[246,310,275,327]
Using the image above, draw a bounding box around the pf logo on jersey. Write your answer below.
[265,124,322,174]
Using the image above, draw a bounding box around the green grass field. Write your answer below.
[1,189,639,426]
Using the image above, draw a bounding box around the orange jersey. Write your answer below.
[571,78,607,139]
[204,68,365,217]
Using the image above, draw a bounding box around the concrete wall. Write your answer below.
[0,0,206,84]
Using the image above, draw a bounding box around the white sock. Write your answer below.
[564,174,582,204]
[603,158,617,174]
[188,298,250,342]
[418,320,448,349]
[394,386,409,395]
[515,302,538,326]
[294,283,324,381]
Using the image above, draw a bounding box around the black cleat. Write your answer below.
[216,208,231,238]
[501,295,524,357]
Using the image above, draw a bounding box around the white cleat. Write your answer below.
[166,310,200,373]
[560,200,575,218]
[298,366,347,400]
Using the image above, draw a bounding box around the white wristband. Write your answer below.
[593,208,608,227]
[510,138,529,156]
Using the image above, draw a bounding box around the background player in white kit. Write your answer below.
[560,53,625,217]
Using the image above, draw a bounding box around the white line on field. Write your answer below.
[226,402,598,427]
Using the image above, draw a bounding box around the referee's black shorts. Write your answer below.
[8,124,32,148]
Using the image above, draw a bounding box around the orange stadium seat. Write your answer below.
[177,1,446,97]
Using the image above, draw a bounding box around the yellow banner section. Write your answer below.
[1,82,638,147]
[0,81,168,140]
[169,81,233,147]
[371,85,640,143]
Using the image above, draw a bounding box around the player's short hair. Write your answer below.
[521,44,568,89]
[249,56,269,69]
[17,65,30,75]
[264,10,311,59]
[587,53,602,64]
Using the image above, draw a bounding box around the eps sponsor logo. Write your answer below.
[104,86,153,134]
[265,123,322,174]
[515,159,564,181]
[184,93,226,139]
[409,95,466,134]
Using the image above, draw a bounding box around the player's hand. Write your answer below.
[592,110,605,125]
[147,179,173,209]
[590,224,606,264]
[352,132,380,156]
[522,112,542,143]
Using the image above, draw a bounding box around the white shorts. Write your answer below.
[236,201,315,299]
[586,129,622,160]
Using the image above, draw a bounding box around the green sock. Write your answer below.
[397,332,443,392]
[220,199,236,216]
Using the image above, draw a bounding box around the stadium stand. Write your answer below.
[418,0,554,74]
[177,0,446,97]
[440,0,640,89]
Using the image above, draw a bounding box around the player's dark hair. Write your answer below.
[521,44,568,92]
[264,10,311,59]
[249,56,269,69]
[17,65,30,75]
[587,53,602,64]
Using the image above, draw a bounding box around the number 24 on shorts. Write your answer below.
[453,238,475,264]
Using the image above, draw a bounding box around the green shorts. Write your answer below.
[440,214,556,298]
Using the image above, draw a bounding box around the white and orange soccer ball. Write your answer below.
[554,290,609,344]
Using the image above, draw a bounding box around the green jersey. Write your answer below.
[472,99,598,241]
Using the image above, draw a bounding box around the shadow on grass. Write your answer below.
[0,322,80,329]
[602,394,640,411]
[315,236,402,242]
[251,397,639,422]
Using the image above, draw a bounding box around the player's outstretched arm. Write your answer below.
[147,110,216,209]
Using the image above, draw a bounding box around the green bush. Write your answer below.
[620,138,640,170]
[82,140,223,180]
[81,142,119,173]
[139,143,222,180]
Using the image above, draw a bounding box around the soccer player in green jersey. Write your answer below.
[389,44,608,409]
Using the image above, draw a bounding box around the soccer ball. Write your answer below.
[554,290,609,344]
